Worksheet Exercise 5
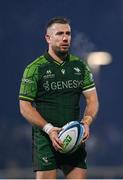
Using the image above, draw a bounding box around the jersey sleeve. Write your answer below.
[81,61,95,92]
[19,64,38,102]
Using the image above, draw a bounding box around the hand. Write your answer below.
[49,127,63,151]
[81,123,90,142]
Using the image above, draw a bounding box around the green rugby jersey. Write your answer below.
[19,53,95,127]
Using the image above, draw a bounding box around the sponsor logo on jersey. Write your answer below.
[22,78,34,84]
[43,80,83,91]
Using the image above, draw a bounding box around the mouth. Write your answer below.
[60,44,69,48]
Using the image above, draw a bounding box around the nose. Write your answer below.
[63,35,68,41]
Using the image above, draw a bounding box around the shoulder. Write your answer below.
[23,55,49,75]
[27,55,49,69]
[69,54,82,61]
[69,54,88,66]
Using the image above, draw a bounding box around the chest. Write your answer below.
[38,63,83,92]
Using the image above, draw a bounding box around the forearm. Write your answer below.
[82,90,99,126]
[84,99,99,119]
[19,100,47,129]
[82,100,99,125]
[19,100,62,150]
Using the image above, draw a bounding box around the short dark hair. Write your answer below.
[46,17,70,30]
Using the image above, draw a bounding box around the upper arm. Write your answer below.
[80,61,95,92]
[19,64,38,102]
[83,89,99,106]
[19,100,32,112]
[19,99,32,107]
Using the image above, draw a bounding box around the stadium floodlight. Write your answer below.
[87,51,112,70]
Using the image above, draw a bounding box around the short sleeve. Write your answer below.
[19,64,38,102]
[81,62,95,92]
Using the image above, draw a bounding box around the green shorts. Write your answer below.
[32,126,87,171]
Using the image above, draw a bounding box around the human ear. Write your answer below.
[45,34,51,43]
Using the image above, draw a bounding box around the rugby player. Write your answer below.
[19,17,99,179]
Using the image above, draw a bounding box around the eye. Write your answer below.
[66,31,71,35]
[56,32,64,35]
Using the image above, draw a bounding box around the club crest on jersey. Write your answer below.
[61,69,65,74]
[73,67,81,75]
[42,157,49,163]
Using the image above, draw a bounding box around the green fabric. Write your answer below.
[32,126,87,171]
[19,53,95,126]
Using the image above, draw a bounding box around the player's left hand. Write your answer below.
[81,123,90,142]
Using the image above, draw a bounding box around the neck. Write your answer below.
[48,48,68,63]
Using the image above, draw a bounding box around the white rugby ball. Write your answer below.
[58,121,85,153]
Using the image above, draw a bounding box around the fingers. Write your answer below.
[81,124,90,143]
[82,134,89,142]
[52,136,63,151]
[49,127,63,151]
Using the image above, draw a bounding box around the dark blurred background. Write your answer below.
[0,0,123,178]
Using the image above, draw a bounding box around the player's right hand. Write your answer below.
[49,127,63,151]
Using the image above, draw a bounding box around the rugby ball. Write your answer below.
[58,121,85,153]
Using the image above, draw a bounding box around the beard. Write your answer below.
[52,46,69,59]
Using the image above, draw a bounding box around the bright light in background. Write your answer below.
[86,51,112,84]
[72,32,112,77]
[87,51,112,70]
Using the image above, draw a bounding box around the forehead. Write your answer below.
[48,23,71,33]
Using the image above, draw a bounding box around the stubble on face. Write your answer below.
[52,45,69,58]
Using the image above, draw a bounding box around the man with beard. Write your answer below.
[19,17,99,179]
